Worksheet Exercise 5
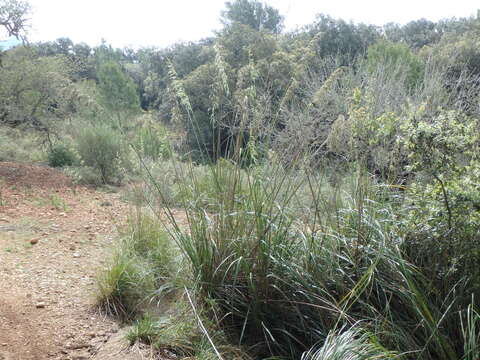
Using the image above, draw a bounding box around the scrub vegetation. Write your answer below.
[2,0,480,359]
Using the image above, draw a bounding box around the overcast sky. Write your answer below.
[25,0,480,48]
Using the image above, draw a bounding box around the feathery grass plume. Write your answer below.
[301,325,397,360]
[311,66,348,107]
[214,43,230,99]
[167,59,214,162]
[167,59,193,117]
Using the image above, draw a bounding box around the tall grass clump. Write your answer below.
[168,161,467,358]
[136,53,480,359]
[97,210,177,319]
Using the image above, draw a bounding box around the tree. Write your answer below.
[304,14,379,64]
[0,0,30,42]
[96,60,140,122]
[384,19,441,49]
[221,0,284,34]
[0,47,78,140]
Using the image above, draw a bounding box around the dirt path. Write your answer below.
[0,162,147,360]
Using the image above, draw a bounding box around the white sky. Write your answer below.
[25,0,480,48]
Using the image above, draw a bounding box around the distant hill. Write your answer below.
[0,36,22,50]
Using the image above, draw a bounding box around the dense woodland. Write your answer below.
[2,0,480,359]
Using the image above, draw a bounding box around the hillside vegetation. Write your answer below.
[2,1,480,359]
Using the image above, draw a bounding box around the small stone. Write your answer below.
[1,343,7,346]
[72,353,89,360]
[30,238,39,245]
[36,302,46,308]
[73,253,80,258]
[69,342,89,350]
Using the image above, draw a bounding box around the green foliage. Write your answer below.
[367,39,424,90]
[400,108,480,299]
[0,47,78,131]
[63,165,104,186]
[304,14,379,64]
[126,211,176,278]
[174,159,249,212]
[97,251,156,319]
[133,116,172,160]
[0,127,45,162]
[75,123,126,184]
[47,143,76,167]
[326,88,401,177]
[34,37,96,80]
[402,107,480,230]
[97,211,177,319]
[6,7,480,360]
[461,301,480,360]
[96,60,140,119]
[430,29,480,77]
[127,314,160,345]
[384,19,441,49]
[221,0,284,34]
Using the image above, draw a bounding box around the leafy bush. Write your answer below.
[133,119,172,160]
[63,165,104,186]
[47,143,76,167]
[366,39,424,90]
[0,127,46,162]
[75,123,127,184]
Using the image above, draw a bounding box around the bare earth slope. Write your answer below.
[0,162,145,360]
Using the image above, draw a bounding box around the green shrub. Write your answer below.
[47,143,76,167]
[0,127,46,163]
[76,123,127,184]
[64,165,104,186]
[366,39,424,90]
[133,120,172,160]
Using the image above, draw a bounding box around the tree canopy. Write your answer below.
[0,0,30,41]
[221,0,284,34]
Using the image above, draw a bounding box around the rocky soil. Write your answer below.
[0,162,151,360]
